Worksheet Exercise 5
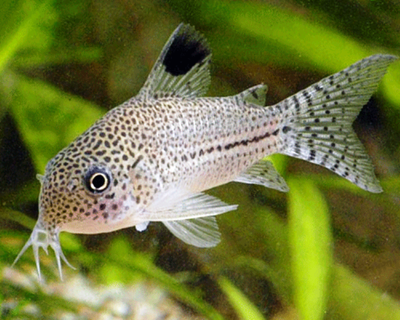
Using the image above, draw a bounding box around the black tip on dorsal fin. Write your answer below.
[137,23,212,99]
[161,24,211,76]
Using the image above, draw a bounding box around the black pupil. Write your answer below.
[91,173,107,190]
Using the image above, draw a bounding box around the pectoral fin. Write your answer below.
[145,192,238,221]
[163,216,220,247]
[143,193,237,247]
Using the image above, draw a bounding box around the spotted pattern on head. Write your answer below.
[39,107,160,233]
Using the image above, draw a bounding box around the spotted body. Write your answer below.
[13,24,397,280]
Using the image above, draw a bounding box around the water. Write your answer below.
[1,0,399,319]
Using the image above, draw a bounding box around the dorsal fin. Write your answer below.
[137,23,211,99]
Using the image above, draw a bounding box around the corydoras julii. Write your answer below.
[13,24,397,280]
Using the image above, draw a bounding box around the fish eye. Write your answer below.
[84,167,112,194]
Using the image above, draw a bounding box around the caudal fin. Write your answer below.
[276,54,397,193]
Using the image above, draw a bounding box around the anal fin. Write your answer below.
[234,160,289,192]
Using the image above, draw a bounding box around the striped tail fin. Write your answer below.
[276,54,397,193]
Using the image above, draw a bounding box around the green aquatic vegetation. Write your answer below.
[288,178,332,320]
[219,276,266,320]
[1,0,400,319]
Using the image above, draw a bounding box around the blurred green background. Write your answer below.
[1,0,400,319]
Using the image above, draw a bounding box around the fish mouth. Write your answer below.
[12,220,75,281]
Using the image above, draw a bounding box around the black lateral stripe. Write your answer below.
[224,131,273,151]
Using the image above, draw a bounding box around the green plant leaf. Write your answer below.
[8,73,104,173]
[0,0,55,75]
[170,0,400,107]
[288,178,333,320]
[328,263,400,320]
[218,276,266,320]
